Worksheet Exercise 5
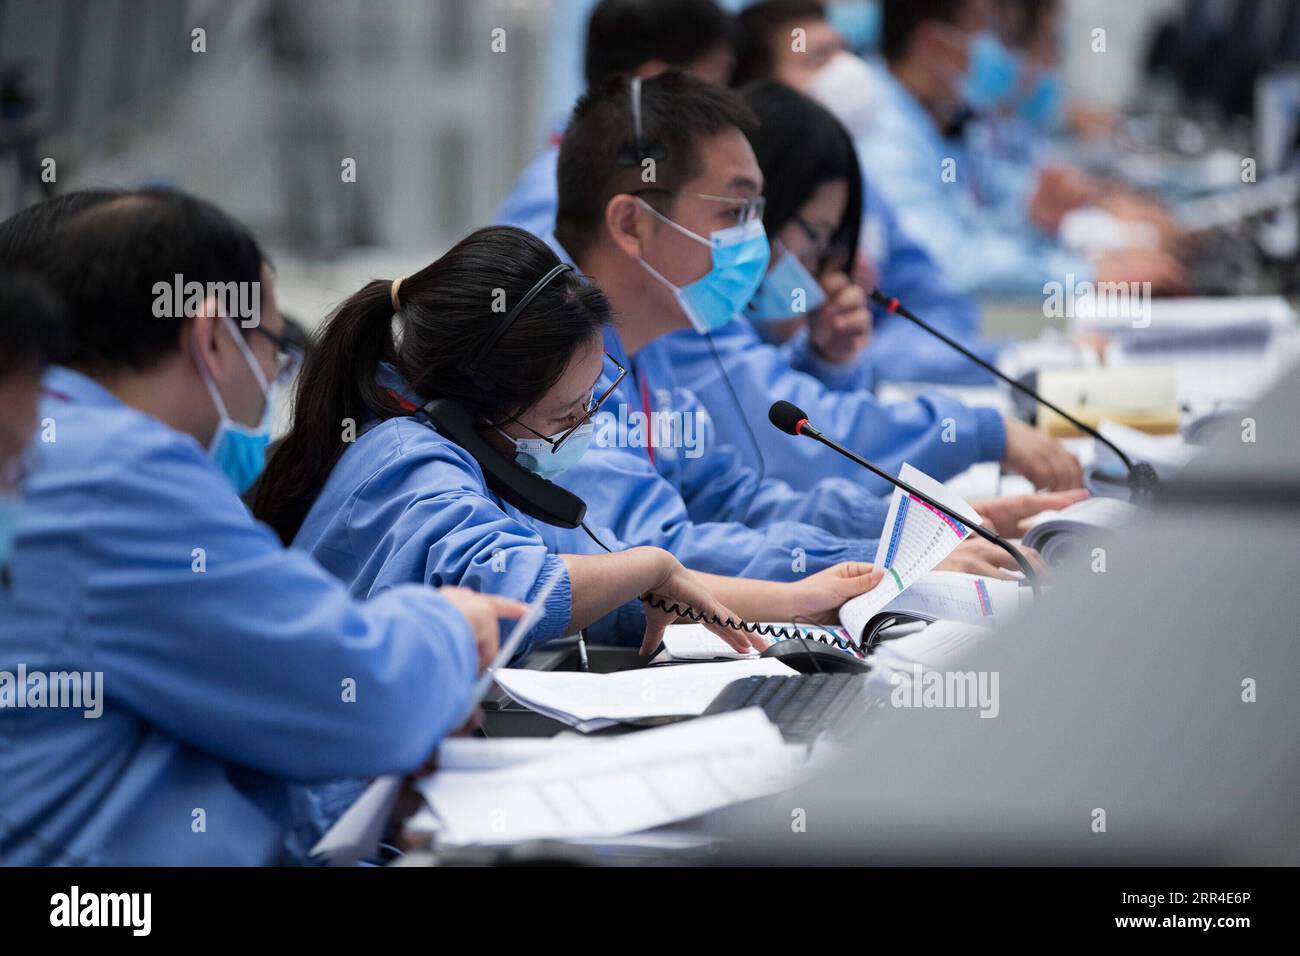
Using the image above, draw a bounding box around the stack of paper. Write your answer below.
[1091,419,1200,489]
[1021,496,1139,566]
[860,571,1026,645]
[491,658,797,731]
[415,708,805,846]
[870,620,995,676]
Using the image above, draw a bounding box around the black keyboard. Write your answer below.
[702,674,872,743]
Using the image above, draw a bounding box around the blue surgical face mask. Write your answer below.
[746,244,828,327]
[827,1,881,54]
[963,32,1021,113]
[636,199,771,335]
[196,316,276,494]
[497,421,593,480]
[0,491,20,570]
[1018,69,1064,130]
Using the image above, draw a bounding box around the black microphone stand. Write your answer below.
[869,288,1161,502]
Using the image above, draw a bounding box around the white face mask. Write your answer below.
[808,52,882,142]
[194,316,276,494]
[495,421,594,480]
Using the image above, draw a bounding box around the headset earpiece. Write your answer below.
[615,76,668,168]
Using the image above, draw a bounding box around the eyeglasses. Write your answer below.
[632,188,767,226]
[512,352,627,452]
[791,216,849,270]
[247,326,305,388]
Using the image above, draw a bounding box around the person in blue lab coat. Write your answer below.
[856,0,1188,297]
[0,271,66,587]
[650,78,1051,488]
[253,224,888,655]
[494,0,737,238]
[548,70,1083,562]
[730,1,1013,386]
[734,2,1139,383]
[0,190,527,866]
[499,4,1082,493]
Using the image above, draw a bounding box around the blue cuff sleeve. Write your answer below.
[974,406,1008,462]
[783,326,875,393]
[519,553,575,652]
[285,776,373,864]
[585,597,647,648]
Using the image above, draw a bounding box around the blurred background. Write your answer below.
[2,0,1298,324]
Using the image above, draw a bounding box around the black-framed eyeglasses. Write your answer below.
[513,352,627,452]
[247,326,305,387]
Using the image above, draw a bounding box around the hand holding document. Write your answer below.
[861,571,1027,645]
[1021,496,1139,567]
[651,465,989,654]
[838,463,982,642]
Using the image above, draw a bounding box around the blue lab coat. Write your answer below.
[0,367,478,865]
[292,364,644,646]
[855,69,1094,296]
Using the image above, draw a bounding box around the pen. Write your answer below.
[577,629,590,672]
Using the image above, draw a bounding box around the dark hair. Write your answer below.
[0,190,121,278]
[741,80,861,269]
[584,0,735,88]
[555,70,759,262]
[733,0,828,87]
[996,0,1060,49]
[881,0,968,63]
[0,270,67,380]
[253,226,611,545]
[39,189,268,373]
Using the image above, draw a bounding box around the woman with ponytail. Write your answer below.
[256,226,885,655]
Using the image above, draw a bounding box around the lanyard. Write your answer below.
[637,365,655,467]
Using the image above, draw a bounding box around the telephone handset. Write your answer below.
[419,402,856,655]
[419,398,587,529]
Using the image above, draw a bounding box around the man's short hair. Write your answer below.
[881,0,969,63]
[733,0,829,87]
[44,189,268,372]
[555,70,757,262]
[0,190,120,279]
[0,271,66,380]
[584,0,735,88]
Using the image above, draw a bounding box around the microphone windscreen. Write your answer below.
[769,401,808,435]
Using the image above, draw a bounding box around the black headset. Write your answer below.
[416,262,588,529]
[615,76,668,168]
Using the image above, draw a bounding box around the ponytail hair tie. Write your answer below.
[390,277,405,313]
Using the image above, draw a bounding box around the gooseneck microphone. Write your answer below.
[867,288,1161,502]
[769,401,1041,594]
